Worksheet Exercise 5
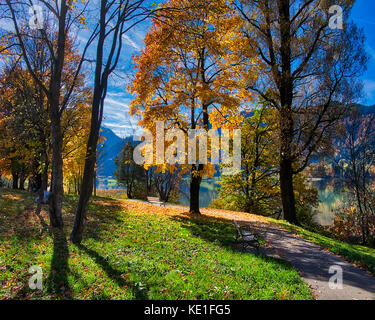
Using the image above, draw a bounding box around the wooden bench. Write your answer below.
[147,196,166,206]
[233,220,260,253]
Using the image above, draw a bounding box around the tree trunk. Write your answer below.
[70,128,99,243]
[12,171,18,189]
[279,157,298,224]
[49,108,64,229]
[277,0,298,224]
[46,0,67,229]
[189,165,202,215]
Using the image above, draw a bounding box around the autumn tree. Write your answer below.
[62,90,93,195]
[234,0,367,224]
[130,0,257,214]
[0,65,49,192]
[213,102,279,214]
[4,0,93,228]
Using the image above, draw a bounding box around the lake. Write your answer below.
[179,177,347,226]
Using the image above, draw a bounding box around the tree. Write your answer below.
[62,90,93,195]
[130,0,257,214]
[114,141,145,199]
[234,0,367,224]
[0,65,49,192]
[70,0,153,243]
[153,167,181,202]
[333,110,375,245]
[214,102,280,215]
[5,0,92,228]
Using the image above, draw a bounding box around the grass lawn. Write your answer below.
[0,188,312,300]
[269,219,375,276]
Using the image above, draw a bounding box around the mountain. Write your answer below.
[97,127,132,178]
[356,104,375,115]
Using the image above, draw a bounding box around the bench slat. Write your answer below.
[233,220,260,252]
[147,196,166,206]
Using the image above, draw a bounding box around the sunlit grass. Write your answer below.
[0,188,312,300]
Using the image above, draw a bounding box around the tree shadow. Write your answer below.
[76,243,149,299]
[171,213,239,248]
[47,228,72,299]
[63,196,125,242]
[170,214,292,265]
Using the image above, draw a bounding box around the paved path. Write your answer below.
[246,221,375,300]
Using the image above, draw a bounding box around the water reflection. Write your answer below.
[309,179,347,226]
[179,178,350,226]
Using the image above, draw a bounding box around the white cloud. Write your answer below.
[122,34,143,51]
[363,79,375,103]
[102,96,141,138]
[366,45,375,62]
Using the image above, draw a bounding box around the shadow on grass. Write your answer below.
[47,228,72,299]
[170,214,296,266]
[171,214,240,248]
[76,244,148,299]
[63,195,125,242]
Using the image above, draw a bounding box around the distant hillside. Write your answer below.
[356,104,375,115]
[97,127,133,178]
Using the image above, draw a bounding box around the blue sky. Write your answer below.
[1,1,374,138]
[102,0,375,137]
[351,0,375,106]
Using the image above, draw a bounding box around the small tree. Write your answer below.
[153,168,181,202]
[213,103,279,215]
[114,141,145,199]
[333,110,375,245]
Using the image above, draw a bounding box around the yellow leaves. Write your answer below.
[128,0,260,176]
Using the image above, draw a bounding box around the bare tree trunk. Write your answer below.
[70,0,105,242]
[70,129,98,243]
[189,164,202,214]
[70,0,150,243]
[49,107,64,228]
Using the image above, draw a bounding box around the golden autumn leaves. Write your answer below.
[128,0,260,178]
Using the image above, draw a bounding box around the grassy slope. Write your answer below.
[0,188,312,300]
[269,218,375,275]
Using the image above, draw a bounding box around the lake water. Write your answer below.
[309,179,346,226]
[179,178,347,226]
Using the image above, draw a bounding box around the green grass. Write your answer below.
[269,218,375,275]
[0,188,313,300]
